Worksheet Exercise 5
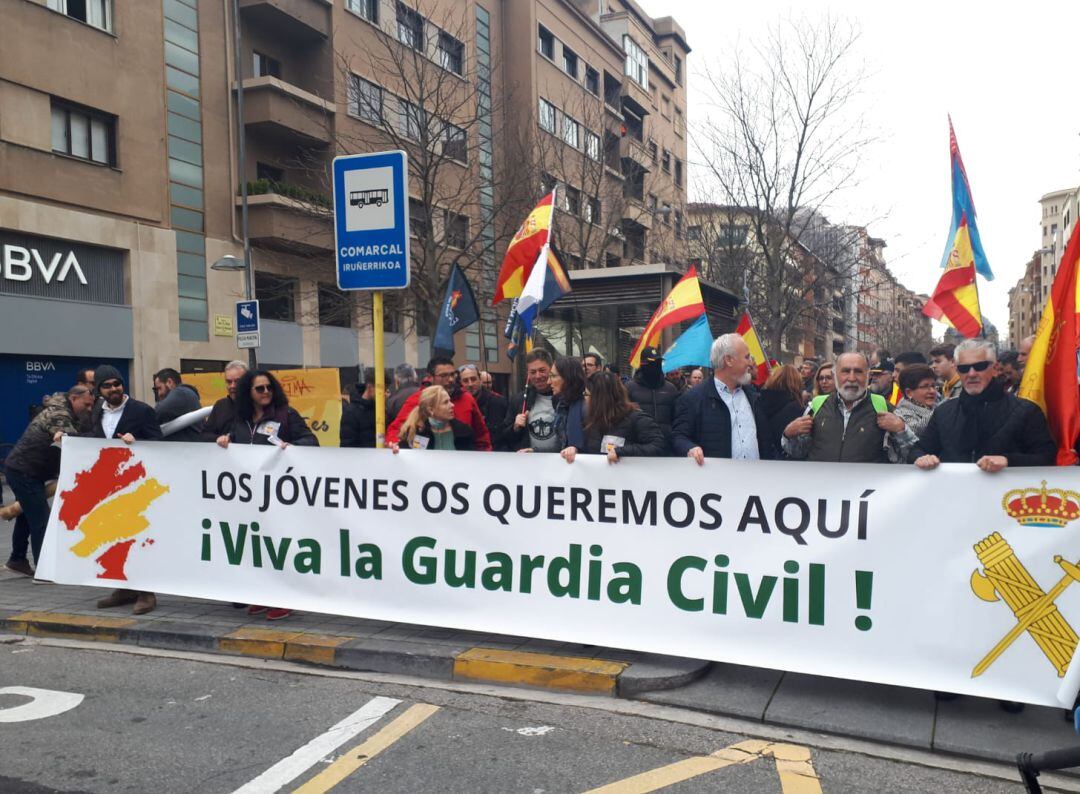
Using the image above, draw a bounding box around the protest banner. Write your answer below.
[184,368,343,447]
[37,438,1080,707]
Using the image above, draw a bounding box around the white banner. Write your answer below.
[38,437,1080,707]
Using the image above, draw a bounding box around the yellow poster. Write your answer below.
[184,368,342,447]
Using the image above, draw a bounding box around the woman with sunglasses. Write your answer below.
[216,369,317,622]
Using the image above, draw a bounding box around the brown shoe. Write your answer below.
[97,589,138,609]
[132,592,156,615]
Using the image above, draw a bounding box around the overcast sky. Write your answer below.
[643,0,1080,343]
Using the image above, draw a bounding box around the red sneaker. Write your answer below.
[246,605,268,615]
[266,608,292,621]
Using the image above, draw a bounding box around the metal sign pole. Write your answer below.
[373,290,386,448]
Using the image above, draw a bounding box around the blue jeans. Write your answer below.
[6,468,50,565]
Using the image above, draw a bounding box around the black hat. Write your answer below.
[93,364,124,390]
[870,358,895,374]
[640,346,662,365]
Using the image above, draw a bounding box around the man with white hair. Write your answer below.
[200,360,248,442]
[671,333,777,463]
[911,339,1054,471]
[783,351,914,463]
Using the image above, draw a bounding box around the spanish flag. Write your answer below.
[736,311,771,386]
[629,267,705,370]
[1019,220,1080,465]
[492,192,555,305]
[922,214,983,338]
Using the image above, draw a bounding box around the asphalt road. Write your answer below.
[0,639,1066,793]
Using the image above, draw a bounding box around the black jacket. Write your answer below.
[910,380,1056,466]
[155,384,202,442]
[4,394,82,481]
[475,389,509,450]
[227,406,318,446]
[412,418,475,451]
[626,378,680,434]
[89,398,163,441]
[500,387,553,451]
[200,397,237,442]
[584,409,668,457]
[340,396,376,448]
[671,380,777,460]
[756,389,804,454]
[387,385,420,426]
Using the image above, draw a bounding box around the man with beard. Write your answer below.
[459,364,508,450]
[912,339,1054,471]
[626,346,681,435]
[672,334,777,462]
[89,365,162,615]
[4,385,95,577]
[200,360,247,441]
[152,368,202,441]
[503,349,559,453]
[385,356,492,450]
[783,352,914,463]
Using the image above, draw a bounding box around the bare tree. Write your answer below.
[694,15,876,355]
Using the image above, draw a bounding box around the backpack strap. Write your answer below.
[869,393,888,414]
[810,394,829,416]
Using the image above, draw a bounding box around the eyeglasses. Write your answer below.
[957,361,993,374]
[252,384,272,394]
[100,379,122,390]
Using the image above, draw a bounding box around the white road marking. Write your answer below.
[231,695,401,794]
[502,725,556,736]
[0,686,84,722]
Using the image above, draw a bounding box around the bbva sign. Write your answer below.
[3,244,88,285]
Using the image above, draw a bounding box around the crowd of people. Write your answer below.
[0,333,1061,625]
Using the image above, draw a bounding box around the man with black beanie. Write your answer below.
[626,347,680,435]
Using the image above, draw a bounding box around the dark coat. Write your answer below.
[200,397,238,442]
[625,378,681,434]
[756,388,804,453]
[911,380,1056,466]
[584,409,668,457]
[500,387,551,451]
[89,398,163,441]
[413,418,475,451]
[475,389,509,450]
[4,394,82,481]
[340,395,376,448]
[227,406,318,446]
[671,380,777,460]
[155,384,202,442]
[387,385,420,426]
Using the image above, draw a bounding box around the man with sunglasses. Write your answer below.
[911,339,1054,472]
[199,360,248,442]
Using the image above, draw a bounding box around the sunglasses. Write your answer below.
[100,379,123,389]
[957,361,993,374]
[252,384,272,394]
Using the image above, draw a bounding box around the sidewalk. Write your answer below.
[2,481,1077,768]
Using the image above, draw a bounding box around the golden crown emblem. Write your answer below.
[1002,481,1080,527]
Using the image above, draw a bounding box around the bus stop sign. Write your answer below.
[332,150,410,291]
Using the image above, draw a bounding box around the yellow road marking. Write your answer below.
[293,703,439,793]
[454,647,628,694]
[583,740,822,794]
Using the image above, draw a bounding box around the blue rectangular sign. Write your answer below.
[236,300,259,334]
[332,150,410,291]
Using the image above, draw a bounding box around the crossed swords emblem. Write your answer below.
[970,532,1080,678]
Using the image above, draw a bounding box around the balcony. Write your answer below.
[241,76,335,147]
[622,137,653,171]
[238,0,330,40]
[243,191,333,255]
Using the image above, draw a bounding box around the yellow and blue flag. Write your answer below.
[941,117,993,281]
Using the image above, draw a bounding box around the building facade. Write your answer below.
[0,0,693,440]
[1007,250,1041,346]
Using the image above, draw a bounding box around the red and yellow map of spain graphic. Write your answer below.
[57,447,168,580]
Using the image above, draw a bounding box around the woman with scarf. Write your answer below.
[894,364,937,441]
[390,385,476,451]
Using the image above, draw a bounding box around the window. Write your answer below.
[686,225,701,241]
[349,75,383,124]
[584,196,601,225]
[661,149,671,173]
[318,283,352,328]
[661,95,671,119]
[623,36,648,89]
[255,272,296,322]
[441,122,467,162]
[538,25,554,60]
[661,203,671,224]
[585,66,599,96]
[399,98,424,140]
[648,141,658,164]
[444,212,468,248]
[256,162,283,184]
[720,224,749,246]
[563,46,579,79]
[674,107,685,136]
[674,210,683,239]
[584,130,600,161]
[538,98,556,133]
[409,198,430,238]
[541,172,557,194]
[47,0,111,32]
[647,193,657,213]
[674,159,683,189]
[396,2,424,51]
[347,0,377,23]
[674,55,683,85]
[603,71,621,106]
[253,51,281,79]
[562,114,579,148]
[51,100,116,166]
[563,185,581,215]
[622,105,643,141]
[437,32,464,75]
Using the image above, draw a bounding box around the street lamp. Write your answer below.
[211,253,256,368]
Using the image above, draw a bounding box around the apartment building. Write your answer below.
[1007,251,1041,346]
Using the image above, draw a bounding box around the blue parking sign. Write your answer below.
[332,150,410,291]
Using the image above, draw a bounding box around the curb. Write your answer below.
[0,611,709,696]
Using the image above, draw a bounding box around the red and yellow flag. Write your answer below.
[1019,220,1080,465]
[922,214,983,338]
[629,267,705,370]
[492,192,555,305]
[736,311,771,386]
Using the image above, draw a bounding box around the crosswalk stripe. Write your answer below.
[293,703,440,793]
[231,696,401,794]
